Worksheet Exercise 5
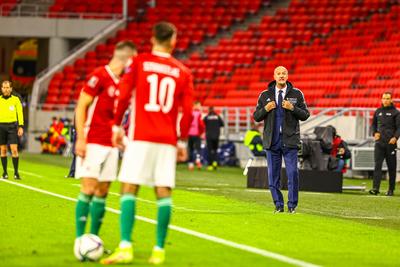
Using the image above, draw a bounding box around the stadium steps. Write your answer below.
[179,0,291,59]
[40,0,267,108]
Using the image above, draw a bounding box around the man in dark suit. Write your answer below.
[253,66,310,213]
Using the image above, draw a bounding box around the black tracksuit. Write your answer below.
[371,104,400,191]
[203,112,224,164]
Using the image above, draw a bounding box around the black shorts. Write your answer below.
[0,123,18,145]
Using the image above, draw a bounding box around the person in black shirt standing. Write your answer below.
[369,92,400,196]
[203,106,224,171]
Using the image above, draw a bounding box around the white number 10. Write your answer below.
[145,74,176,113]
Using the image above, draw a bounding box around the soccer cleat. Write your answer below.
[100,246,133,265]
[2,173,8,179]
[148,247,165,265]
[368,189,379,195]
[385,190,394,196]
[274,207,284,213]
[14,173,21,180]
[207,165,215,171]
[288,207,296,214]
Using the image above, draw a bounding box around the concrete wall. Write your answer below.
[0,17,115,38]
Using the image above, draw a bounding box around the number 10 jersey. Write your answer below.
[114,51,194,146]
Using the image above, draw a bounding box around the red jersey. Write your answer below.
[115,51,193,146]
[82,65,119,146]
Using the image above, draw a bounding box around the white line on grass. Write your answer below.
[301,208,384,220]
[1,179,320,267]
[7,168,44,178]
[185,187,217,191]
[70,184,242,214]
[245,189,270,193]
[302,192,331,196]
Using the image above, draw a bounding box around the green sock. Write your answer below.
[75,192,92,237]
[156,197,172,249]
[120,194,136,242]
[90,196,106,235]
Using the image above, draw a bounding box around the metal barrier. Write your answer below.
[0,3,122,19]
[30,18,126,111]
[32,105,377,140]
[29,17,126,140]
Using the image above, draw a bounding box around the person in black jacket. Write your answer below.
[253,66,310,213]
[203,106,224,171]
[369,92,400,196]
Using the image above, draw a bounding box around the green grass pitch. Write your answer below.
[0,153,399,267]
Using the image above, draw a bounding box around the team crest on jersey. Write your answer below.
[87,76,99,88]
[108,86,116,97]
[287,97,298,104]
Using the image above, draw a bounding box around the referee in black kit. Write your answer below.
[369,92,400,196]
[0,81,24,180]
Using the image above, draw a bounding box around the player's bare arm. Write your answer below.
[75,92,94,158]
[111,125,126,150]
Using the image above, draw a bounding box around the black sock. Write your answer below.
[12,157,18,174]
[1,157,7,174]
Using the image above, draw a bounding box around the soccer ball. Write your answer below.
[74,234,104,261]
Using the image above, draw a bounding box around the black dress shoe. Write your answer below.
[14,173,21,180]
[2,173,8,179]
[385,190,394,196]
[369,189,379,195]
[288,207,296,214]
[274,207,284,213]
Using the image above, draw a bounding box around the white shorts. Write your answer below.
[118,141,177,188]
[75,144,119,182]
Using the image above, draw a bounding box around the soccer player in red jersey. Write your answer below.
[73,41,137,257]
[101,22,193,265]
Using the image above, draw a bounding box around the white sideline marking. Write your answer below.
[1,179,320,267]
[185,187,217,191]
[70,184,238,214]
[303,192,330,196]
[301,208,384,220]
[245,189,270,193]
[7,168,44,178]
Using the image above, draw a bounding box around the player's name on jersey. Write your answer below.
[143,61,180,78]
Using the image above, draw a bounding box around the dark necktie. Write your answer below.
[278,90,283,112]
[278,90,283,133]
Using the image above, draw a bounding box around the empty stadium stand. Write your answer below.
[42,0,268,108]
[199,0,400,107]
[40,0,399,110]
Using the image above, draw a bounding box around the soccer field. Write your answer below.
[0,154,399,267]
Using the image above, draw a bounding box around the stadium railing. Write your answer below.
[0,3,122,19]
[30,18,126,110]
[29,18,126,146]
